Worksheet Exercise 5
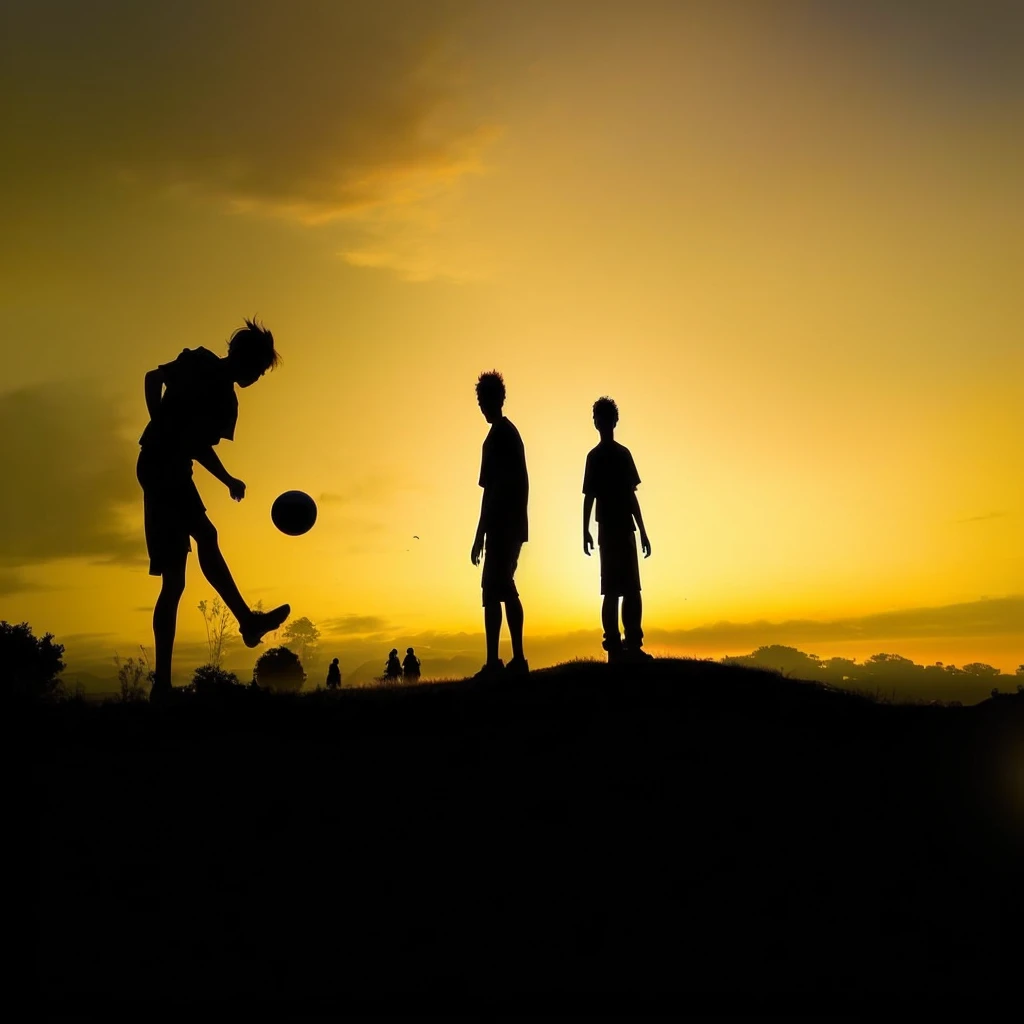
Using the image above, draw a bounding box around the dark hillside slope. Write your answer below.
[22,659,1024,1006]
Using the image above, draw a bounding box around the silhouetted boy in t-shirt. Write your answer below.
[137,318,290,700]
[583,396,652,662]
[471,370,529,677]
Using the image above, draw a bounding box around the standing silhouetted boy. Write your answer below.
[583,397,652,662]
[138,318,290,700]
[472,371,529,677]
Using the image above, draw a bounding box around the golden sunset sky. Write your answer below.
[1,0,1021,684]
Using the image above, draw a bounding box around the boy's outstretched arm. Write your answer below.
[195,446,246,501]
[630,493,652,558]
[583,494,595,555]
[144,368,164,420]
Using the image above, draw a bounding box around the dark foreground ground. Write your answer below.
[16,659,1024,1012]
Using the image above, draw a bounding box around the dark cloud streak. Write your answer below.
[648,595,1024,649]
[1,0,492,223]
[0,383,143,569]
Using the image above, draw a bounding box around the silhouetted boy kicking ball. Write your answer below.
[583,397,652,663]
[137,318,290,699]
[472,370,529,677]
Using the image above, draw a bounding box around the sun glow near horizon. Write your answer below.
[0,1,1021,677]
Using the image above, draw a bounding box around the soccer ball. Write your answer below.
[271,490,317,536]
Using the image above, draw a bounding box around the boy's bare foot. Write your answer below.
[241,604,290,648]
[505,656,530,676]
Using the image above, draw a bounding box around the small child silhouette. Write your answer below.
[325,657,341,690]
[385,649,402,680]
[582,397,653,663]
[137,318,290,700]
[403,647,421,681]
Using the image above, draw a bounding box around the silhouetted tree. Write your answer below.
[282,616,320,666]
[192,664,241,695]
[0,620,66,701]
[961,662,1000,679]
[254,646,306,693]
[732,645,824,678]
[1016,664,1024,676]
[819,657,859,685]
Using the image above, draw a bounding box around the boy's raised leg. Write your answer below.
[193,517,289,647]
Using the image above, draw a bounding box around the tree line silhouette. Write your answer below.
[3,618,1022,704]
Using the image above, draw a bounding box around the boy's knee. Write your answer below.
[192,518,218,547]
[160,570,186,598]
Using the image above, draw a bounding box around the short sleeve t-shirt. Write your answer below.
[479,417,529,543]
[139,347,238,456]
[583,440,640,532]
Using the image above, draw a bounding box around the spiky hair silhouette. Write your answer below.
[476,370,506,404]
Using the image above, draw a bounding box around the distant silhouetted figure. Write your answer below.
[583,397,652,663]
[385,648,402,680]
[403,647,421,681]
[325,657,341,690]
[471,371,529,678]
[137,319,290,701]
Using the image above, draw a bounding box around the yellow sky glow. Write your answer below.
[1,1,1021,682]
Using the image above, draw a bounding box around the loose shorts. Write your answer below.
[137,446,207,576]
[598,526,641,597]
[481,535,523,606]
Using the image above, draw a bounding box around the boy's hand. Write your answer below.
[228,477,246,502]
[583,529,594,556]
[471,534,484,566]
[640,532,652,558]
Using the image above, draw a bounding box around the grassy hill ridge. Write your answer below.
[21,657,1024,1004]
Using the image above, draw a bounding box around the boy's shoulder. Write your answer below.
[162,346,222,380]
[488,416,523,448]
[588,439,631,458]
[499,415,522,439]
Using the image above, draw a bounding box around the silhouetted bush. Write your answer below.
[192,664,242,695]
[0,620,66,701]
[253,646,305,693]
[114,651,152,703]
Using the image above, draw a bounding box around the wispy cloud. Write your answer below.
[955,511,1007,524]
[318,473,408,507]
[0,569,46,597]
[320,614,392,637]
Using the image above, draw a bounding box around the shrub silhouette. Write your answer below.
[192,664,241,695]
[0,620,66,701]
[253,646,305,693]
[114,652,151,703]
